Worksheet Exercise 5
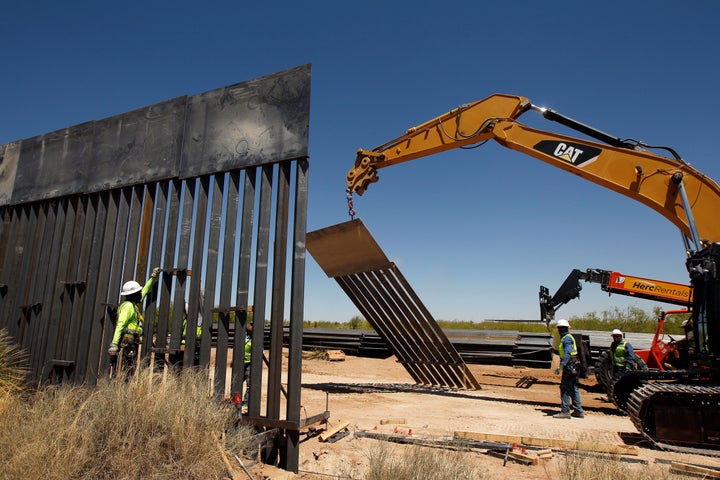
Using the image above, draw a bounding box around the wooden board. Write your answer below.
[455,431,638,456]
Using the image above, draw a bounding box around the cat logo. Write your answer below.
[533,140,602,167]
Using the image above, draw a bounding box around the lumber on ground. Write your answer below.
[319,421,350,442]
[454,431,638,456]
[670,461,720,479]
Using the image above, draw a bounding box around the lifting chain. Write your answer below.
[346,188,356,220]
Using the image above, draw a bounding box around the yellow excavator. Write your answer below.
[346,94,720,454]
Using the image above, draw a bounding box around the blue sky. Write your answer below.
[3,1,720,323]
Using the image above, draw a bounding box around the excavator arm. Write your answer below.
[346,94,720,248]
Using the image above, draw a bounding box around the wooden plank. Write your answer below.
[379,418,407,425]
[319,422,350,442]
[507,451,538,465]
[454,431,638,456]
[326,349,346,361]
[670,461,720,479]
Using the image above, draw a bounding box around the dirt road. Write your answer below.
[248,353,720,479]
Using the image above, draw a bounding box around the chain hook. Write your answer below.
[346,188,356,220]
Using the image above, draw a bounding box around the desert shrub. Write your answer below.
[0,365,251,480]
[558,451,696,480]
[362,443,490,480]
[0,328,29,395]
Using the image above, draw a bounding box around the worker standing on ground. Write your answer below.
[241,320,253,414]
[108,267,161,375]
[553,319,584,419]
[610,328,637,377]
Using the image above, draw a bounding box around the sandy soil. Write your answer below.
[245,352,720,480]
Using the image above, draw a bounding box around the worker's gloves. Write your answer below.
[554,367,562,375]
[151,267,161,278]
[108,344,119,356]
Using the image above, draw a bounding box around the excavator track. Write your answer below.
[616,371,720,456]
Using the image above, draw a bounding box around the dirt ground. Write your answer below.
[245,352,720,480]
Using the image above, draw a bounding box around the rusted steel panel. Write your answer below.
[248,164,273,417]
[180,65,310,179]
[156,180,181,351]
[387,267,480,388]
[198,173,225,367]
[88,97,186,194]
[377,267,476,388]
[11,123,94,205]
[183,176,209,367]
[267,163,291,419]
[363,269,452,386]
[73,195,105,382]
[0,66,311,472]
[284,159,310,473]
[0,142,21,205]
[305,219,392,277]
[287,159,309,415]
[215,171,242,396]
[1,65,309,207]
[92,191,121,380]
[334,274,427,385]
[307,219,480,390]
[168,179,194,351]
[11,205,39,341]
[228,169,254,396]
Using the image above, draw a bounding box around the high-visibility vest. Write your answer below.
[558,333,577,360]
[244,334,252,364]
[613,339,629,367]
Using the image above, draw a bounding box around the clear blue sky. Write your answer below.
[3,1,719,323]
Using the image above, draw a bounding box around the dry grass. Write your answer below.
[0,365,251,480]
[557,451,697,480]
[359,442,490,480]
[0,328,29,395]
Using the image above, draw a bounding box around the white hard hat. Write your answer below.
[121,280,142,296]
[611,329,623,336]
[556,319,570,328]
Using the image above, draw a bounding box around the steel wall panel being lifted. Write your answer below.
[307,219,481,390]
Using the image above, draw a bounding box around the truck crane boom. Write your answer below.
[346,94,720,249]
[540,267,692,324]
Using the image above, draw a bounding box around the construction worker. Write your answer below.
[553,319,584,419]
[108,267,160,374]
[610,328,637,376]
[241,321,253,413]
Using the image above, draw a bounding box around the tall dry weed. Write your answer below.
[361,442,490,480]
[0,328,28,395]
[0,365,251,480]
[558,451,697,480]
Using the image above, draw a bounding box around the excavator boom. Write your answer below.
[347,93,720,247]
[344,93,720,453]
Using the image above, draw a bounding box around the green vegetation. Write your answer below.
[308,306,690,335]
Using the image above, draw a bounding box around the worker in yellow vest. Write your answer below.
[610,328,637,377]
[553,319,584,419]
[241,321,253,414]
[108,267,160,375]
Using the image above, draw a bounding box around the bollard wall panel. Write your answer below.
[0,65,310,472]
